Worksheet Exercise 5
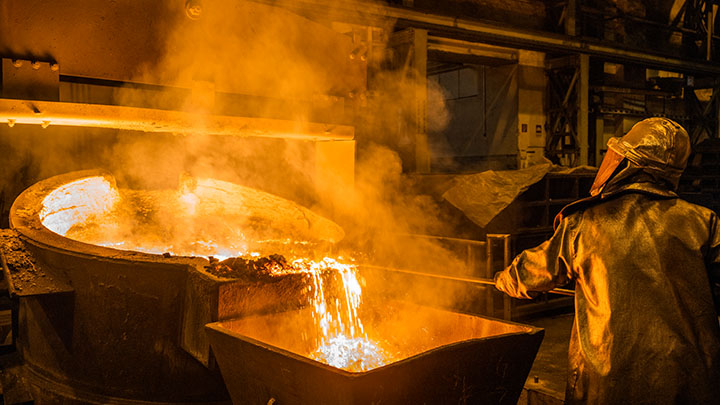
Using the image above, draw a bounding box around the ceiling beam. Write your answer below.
[249,0,720,75]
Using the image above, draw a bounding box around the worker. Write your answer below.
[494,118,720,404]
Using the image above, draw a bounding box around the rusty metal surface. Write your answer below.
[14,243,230,403]
[181,267,308,367]
[206,303,544,404]
[8,169,232,402]
[0,98,354,140]
[0,353,35,405]
[1,58,59,102]
[0,0,366,97]
[7,169,339,402]
[0,229,73,297]
[0,356,232,405]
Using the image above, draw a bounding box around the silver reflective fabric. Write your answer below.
[495,118,720,404]
[590,117,690,196]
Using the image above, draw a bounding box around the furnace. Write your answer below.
[1,169,545,404]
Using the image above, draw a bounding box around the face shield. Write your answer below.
[589,118,690,196]
[590,146,625,196]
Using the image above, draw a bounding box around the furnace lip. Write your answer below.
[10,169,193,265]
[14,168,344,263]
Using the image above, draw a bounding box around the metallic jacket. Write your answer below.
[495,177,720,404]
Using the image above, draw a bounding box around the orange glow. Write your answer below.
[271,257,390,372]
[40,176,120,235]
[39,175,344,258]
[38,175,386,371]
[0,98,354,141]
[311,335,387,372]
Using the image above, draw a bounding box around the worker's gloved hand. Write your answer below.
[494,268,541,299]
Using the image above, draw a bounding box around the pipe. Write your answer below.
[0,98,354,141]
[248,0,720,75]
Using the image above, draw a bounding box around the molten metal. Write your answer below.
[39,175,344,258]
[312,335,387,372]
[38,174,387,372]
[278,258,390,371]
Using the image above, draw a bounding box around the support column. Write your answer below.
[595,116,605,166]
[388,27,430,173]
[413,28,430,173]
[716,84,720,140]
[315,140,356,216]
[708,5,717,60]
[577,54,590,166]
[565,0,578,36]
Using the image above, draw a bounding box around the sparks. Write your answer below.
[271,257,389,372]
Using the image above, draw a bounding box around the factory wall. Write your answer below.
[429,64,519,172]
[517,51,547,169]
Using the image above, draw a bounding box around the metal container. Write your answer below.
[7,170,309,404]
[206,302,544,405]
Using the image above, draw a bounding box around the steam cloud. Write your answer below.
[1,0,478,312]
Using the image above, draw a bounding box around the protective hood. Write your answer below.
[554,118,690,229]
[590,117,690,196]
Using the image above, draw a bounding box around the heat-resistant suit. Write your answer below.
[495,118,720,404]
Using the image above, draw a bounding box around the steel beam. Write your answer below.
[578,54,590,165]
[427,37,518,64]
[0,98,354,141]
[248,0,720,75]
[413,28,430,173]
[565,0,578,36]
[546,58,580,165]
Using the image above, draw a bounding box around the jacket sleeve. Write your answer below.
[494,213,578,299]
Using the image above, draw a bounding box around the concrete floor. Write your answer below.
[517,312,574,404]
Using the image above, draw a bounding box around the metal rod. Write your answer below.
[502,235,513,320]
[362,264,575,296]
[485,232,494,315]
[394,232,487,246]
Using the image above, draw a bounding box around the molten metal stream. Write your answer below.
[274,258,390,372]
